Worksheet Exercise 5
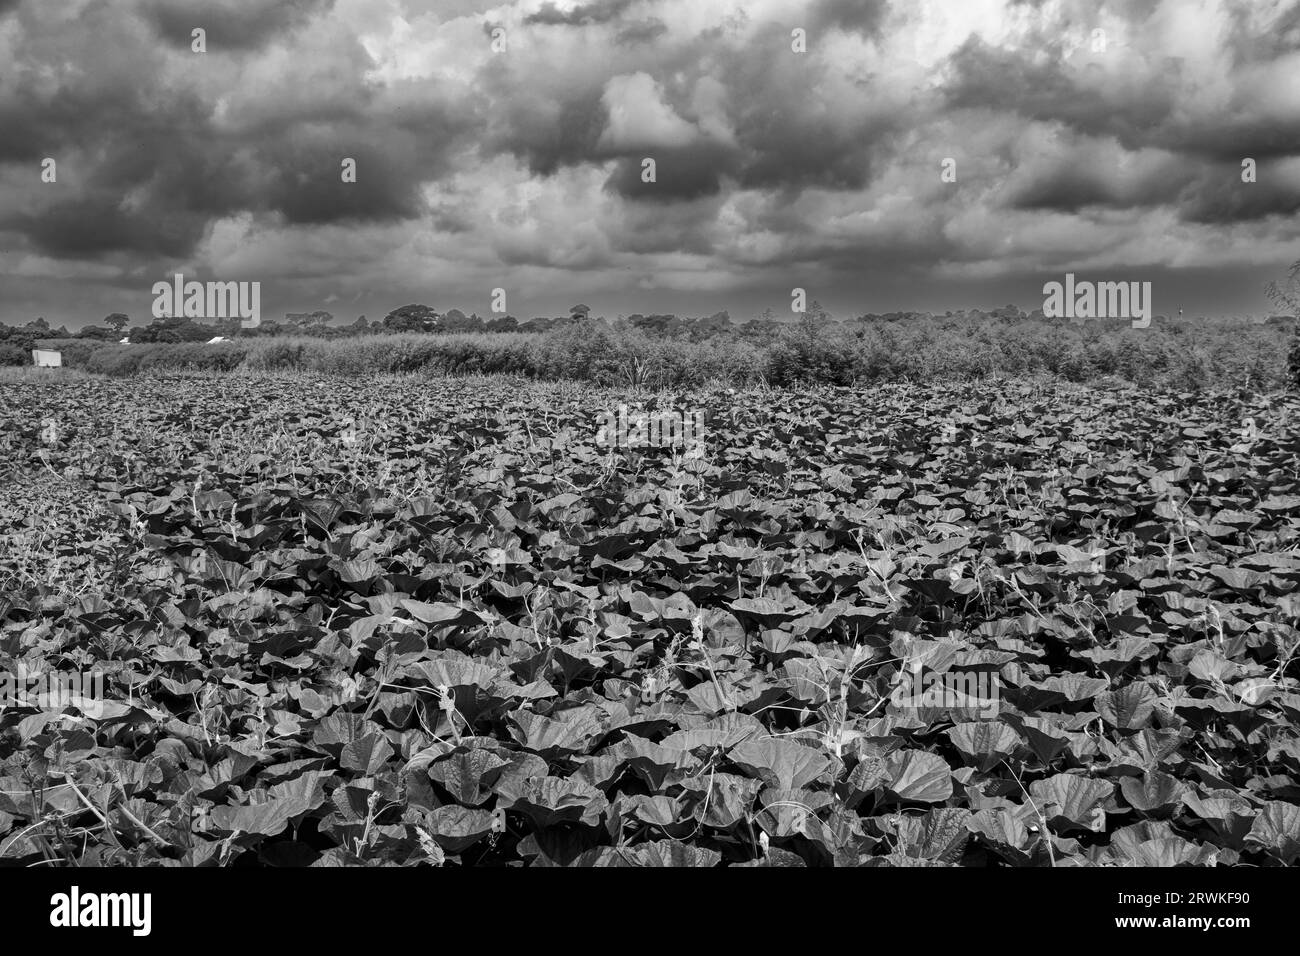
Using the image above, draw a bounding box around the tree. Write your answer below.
[135,314,211,343]
[441,308,482,333]
[485,314,518,332]
[1273,261,1300,389]
[104,313,130,336]
[774,299,853,386]
[799,299,831,334]
[693,310,731,339]
[285,310,334,330]
[0,321,40,360]
[382,304,440,333]
[569,304,591,319]
[630,313,678,335]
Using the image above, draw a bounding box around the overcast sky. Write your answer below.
[1,0,1298,327]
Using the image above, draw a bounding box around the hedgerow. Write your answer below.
[43,316,1292,391]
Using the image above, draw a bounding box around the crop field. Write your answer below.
[1,374,1299,867]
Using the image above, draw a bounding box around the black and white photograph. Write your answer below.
[0,0,1296,933]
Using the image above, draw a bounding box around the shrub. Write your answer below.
[139,343,247,372]
[83,346,146,377]
[246,341,306,371]
[1289,321,1300,390]
[767,312,855,386]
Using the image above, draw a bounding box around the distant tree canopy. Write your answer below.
[133,314,239,343]
[620,311,729,340]
[441,309,483,333]
[484,315,518,332]
[382,304,441,333]
[0,304,770,349]
[285,310,334,330]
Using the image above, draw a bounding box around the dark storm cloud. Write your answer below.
[252,135,437,226]
[943,38,1175,144]
[13,104,469,255]
[943,17,1300,161]
[1008,170,1166,212]
[9,194,203,258]
[1007,169,1140,212]
[615,19,668,45]
[6,122,235,257]
[1004,151,1190,213]
[720,30,894,192]
[732,106,884,193]
[0,1,475,259]
[1178,163,1300,224]
[3,95,456,257]
[0,82,127,165]
[1164,118,1300,163]
[809,0,890,38]
[604,143,734,202]
[941,33,1300,224]
[948,39,1300,164]
[138,0,336,51]
[483,88,609,177]
[0,0,21,16]
[0,13,228,257]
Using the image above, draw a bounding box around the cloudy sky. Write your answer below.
[1,0,1298,328]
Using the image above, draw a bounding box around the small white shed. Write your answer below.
[31,349,62,368]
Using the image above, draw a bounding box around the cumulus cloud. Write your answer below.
[598,72,699,151]
[525,0,645,28]
[0,0,1297,326]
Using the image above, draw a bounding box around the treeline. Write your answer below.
[7,298,1208,354]
[25,314,1298,392]
[4,303,745,348]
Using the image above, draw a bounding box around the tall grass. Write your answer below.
[36,316,1296,391]
[0,366,106,383]
[240,326,766,386]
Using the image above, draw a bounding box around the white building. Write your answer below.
[31,349,62,367]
